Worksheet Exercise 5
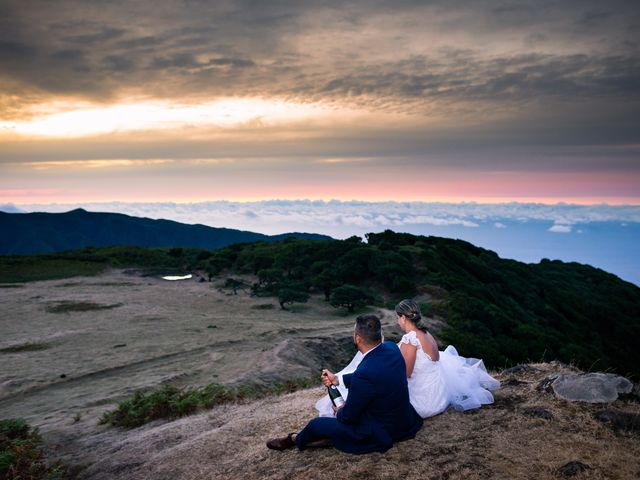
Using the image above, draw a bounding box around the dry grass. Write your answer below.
[1,270,637,479]
[67,363,640,480]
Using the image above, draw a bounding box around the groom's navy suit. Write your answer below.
[296,341,423,454]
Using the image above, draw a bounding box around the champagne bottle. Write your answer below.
[327,383,345,408]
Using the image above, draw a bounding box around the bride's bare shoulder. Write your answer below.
[421,331,440,361]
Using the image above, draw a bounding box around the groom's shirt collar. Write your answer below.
[361,341,383,358]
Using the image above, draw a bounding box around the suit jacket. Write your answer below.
[336,341,423,453]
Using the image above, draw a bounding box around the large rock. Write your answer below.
[551,373,633,403]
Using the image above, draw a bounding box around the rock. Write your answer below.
[555,461,591,477]
[522,407,553,420]
[551,373,633,403]
[593,409,640,434]
[537,374,559,393]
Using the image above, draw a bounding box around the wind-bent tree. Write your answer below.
[278,281,310,310]
[329,284,372,312]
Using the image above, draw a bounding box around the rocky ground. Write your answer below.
[52,362,640,480]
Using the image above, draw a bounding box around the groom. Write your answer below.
[266,314,423,454]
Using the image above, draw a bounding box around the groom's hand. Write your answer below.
[321,369,338,387]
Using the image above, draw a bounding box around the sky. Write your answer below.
[1,0,639,204]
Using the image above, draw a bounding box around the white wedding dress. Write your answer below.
[316,331,500,418]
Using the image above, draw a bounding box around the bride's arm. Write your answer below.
[399,343,417,378]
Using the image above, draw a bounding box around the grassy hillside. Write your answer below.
[2,230,638,378]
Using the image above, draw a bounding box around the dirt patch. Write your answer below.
[45,301,123,314]
[0,342,51,353]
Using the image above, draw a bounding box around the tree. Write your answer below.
[278,281,310,310]
[257,268,284,286]
[309,262,340,300]
[222,278,248,295]
[252,268,285,296]
[329,284,372,312]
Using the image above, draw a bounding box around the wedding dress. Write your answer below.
[316,331,500,418]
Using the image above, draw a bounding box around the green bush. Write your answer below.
[0,418,66,479]
[100,377,316,428]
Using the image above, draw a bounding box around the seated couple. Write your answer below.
[266,300,500,454]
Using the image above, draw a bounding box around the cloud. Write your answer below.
[1,1,638,116]
[548,224,573,233]
[0,203,23,213]
[1,1,639,203]
[15,201,640,238]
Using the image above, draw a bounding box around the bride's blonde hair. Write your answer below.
[395,299,428,332]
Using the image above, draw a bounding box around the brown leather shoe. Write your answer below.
[266,432,296,450]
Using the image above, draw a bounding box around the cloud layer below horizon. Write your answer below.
[8,200,640,237]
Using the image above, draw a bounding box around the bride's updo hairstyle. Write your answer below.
[395,299,428,332]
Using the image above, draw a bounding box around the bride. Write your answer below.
[317,299,500,418]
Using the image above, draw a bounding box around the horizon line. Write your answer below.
[5,197,640,207]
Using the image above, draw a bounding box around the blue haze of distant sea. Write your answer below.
[393,220,639,287]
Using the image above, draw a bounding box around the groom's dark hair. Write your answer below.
[355,314,382,345]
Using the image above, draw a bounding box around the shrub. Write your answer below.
[100,377,315,428]
[0,418,66,479]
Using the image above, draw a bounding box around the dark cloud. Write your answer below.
[63,27,126,45]
[151,52,201,69]
[103,54,135,72]
[0,0,639,175]
[1,0,638,108]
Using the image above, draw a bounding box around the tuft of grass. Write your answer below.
[100,377,316,428]
[0,418,67,479]
[251,303,275,310]
[0,342,51,354]
[0,284,24,289]
[46,301,123,314]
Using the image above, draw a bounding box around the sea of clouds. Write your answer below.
[5,200,639,236]
[3,200,640,285]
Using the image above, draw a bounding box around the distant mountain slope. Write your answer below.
[0,209,331,255]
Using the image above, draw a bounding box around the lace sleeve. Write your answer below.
[400,330,421,348]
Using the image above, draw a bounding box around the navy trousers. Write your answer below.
[295,417,391,454]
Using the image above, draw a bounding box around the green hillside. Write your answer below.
[2,230,638,379]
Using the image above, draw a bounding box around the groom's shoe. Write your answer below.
[266,432,297,450]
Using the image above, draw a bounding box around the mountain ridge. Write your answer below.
[0,209,332,255]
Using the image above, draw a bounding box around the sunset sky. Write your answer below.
[1,0,639,205]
